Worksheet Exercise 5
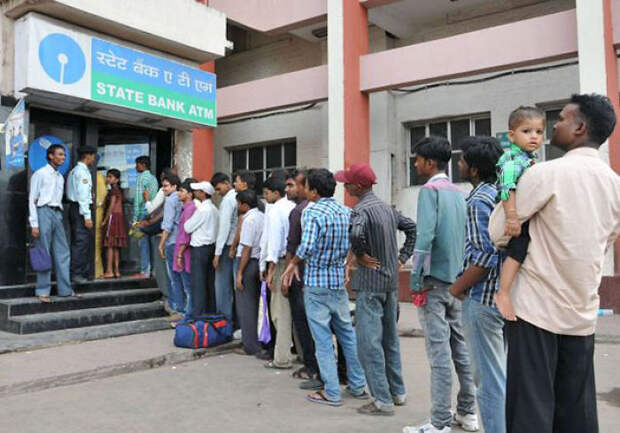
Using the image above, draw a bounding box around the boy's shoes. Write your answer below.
[357,402,394,416]
[402,423,451,433]
[393,394,407,406]
[452,412,479,432]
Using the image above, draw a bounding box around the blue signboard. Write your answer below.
[29,136,71,175]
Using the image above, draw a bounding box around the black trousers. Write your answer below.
[506,319,598,433]
[289,281,319,375]
[506,221,530,263]
[69,202,93,279]
[235,259,261,355]
[190,244,216,318]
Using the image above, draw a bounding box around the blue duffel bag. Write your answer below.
[173,314,233,349]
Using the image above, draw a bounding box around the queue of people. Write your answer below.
[27,93,620,433]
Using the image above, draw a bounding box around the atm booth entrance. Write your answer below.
[0,106,172,285]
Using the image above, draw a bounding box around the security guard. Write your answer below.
[66,146,97,283]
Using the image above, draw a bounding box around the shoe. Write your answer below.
[402,423,451,433]
[345,386,370,400]
[452,412,479,432]
[299,378,323,390]
[357,402,394,416]
[393,395,407,406]
[233,329,242,340]
[254,350,272,361]
[72,276,88,284]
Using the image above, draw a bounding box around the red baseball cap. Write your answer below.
[334,163,377,187]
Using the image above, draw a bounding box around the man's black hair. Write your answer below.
[570,93,617,145]
[508,106,545,130]
[162,173,181,188]
[180,178,196,192]
[106,168,121,180]
[211,172,231,186]
[461,136,503,183]
[237,189,259,209]
[286,168,307,184]
[307,168,336,198]
[264,176,286,197]
[234,170,257,189]
[135,155,151,167]
[414,136,452,170]
[270,169,289,181]
[78,146,97,159]
[46,144,65,161]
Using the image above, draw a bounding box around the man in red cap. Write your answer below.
[336,163,417,416]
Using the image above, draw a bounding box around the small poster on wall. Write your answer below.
[99,143,149,188]
[4,99,28,169]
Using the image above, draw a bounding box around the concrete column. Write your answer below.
[192,61,215,181]
[576,0,620,274]
[328,0,370,204]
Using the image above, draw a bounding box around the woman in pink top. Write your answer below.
[173,179,197,323]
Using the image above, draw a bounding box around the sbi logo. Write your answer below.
[38,33,86,84]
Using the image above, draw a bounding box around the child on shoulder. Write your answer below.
[494,106,545,320]
[102,169,128,278]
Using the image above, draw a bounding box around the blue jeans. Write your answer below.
[180,271,192,317]
[462,298,507,433]
[35,206,72,297]
[215,246,234,322]
[304,286,366,401]
[355,290,406,410]
[139,235,152,275]
[165,243,186,314]
[418,278,476,429]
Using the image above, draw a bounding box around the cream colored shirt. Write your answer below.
[490,147,620,336]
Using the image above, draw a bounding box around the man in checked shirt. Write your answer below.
[338,163,416,417]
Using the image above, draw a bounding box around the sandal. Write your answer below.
[292,366,313,380]
[357,402,394,416]
[103,273,114,279]
[307,390,342,407]
[264,360,293,370]
[38,295,52,303]
[345,386,370,400]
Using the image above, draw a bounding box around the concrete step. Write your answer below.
[0,288,162,317]
[0,277,156,300]
[7,302,168,334]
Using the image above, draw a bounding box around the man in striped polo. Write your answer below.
[338,163,417,416]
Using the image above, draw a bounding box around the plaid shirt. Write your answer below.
[463,182,504,306]
[296,197,350,289]
[497,143,534,201]
[133,170,159,221]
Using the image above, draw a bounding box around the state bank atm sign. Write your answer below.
[14,13,216,127]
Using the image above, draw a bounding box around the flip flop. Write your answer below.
[307,390,343,407]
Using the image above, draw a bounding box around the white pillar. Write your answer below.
[327,0,345,202]
[576,0,607,94]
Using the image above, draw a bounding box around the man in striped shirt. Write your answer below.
[338,163,416,416]
[281,168,367,406]
[450,136,505,433]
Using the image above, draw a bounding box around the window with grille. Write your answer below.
[230,140,297,193]
[540,107,566,161]
[408,115,491,186]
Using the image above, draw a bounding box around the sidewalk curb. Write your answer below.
[399,328,620,345]
[0,341,241,399]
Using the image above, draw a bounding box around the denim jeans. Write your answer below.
[304,286,366,401]
[355,290,406,410]
[462,298,507,433]
[180,271,192,317]
[139,234,152,275]
[165,243,186,314]
[215,246,234,322]
[418,278,476,429]
[35,206,72,297]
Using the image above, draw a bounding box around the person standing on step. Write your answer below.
[66,145,97,284]
[102,169,128,279]
[29,144,75,303]
[131,155,158,279]
[263,175,296,369]
[211,172,238,323]
[184,181,219,318]
[339,162,416,417]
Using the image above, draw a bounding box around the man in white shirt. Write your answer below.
[490,94,620,433]
[263,175,296,368]
[184,181,219,319]
[29,144,74,302]
[211,172,238,322]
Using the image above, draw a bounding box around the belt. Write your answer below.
[42,205,62,211]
